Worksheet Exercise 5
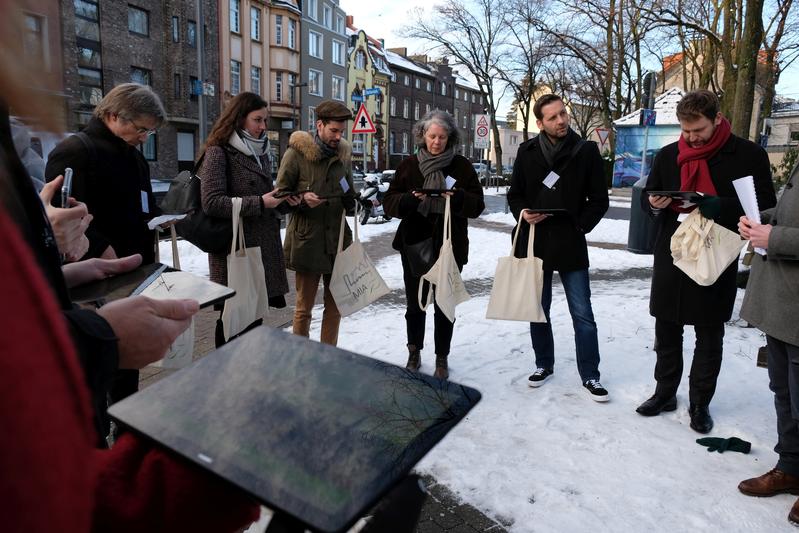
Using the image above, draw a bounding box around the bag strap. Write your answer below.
[336,203,359,254]
[443,195,452,243]
[418,278,433,311]
[510,216,535,258]
[230,197,245,255]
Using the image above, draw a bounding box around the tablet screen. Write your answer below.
[109,327,481,532]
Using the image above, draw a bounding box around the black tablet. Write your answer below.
[108,327,481,533]
[647,190,705,203]
[525,208,570,215]
[273,189,299,198]
[415,188,452,197]
[69,262,234,309]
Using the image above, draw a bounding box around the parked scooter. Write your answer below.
[357,173,392,225]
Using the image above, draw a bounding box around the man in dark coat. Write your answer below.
[44,83,167,406]
[637,90,776,433]
[507,93,610,401]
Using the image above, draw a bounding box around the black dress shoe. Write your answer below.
[636,394,677,416]
[689,403,714,434]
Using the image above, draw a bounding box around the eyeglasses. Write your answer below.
[125,116,158,137]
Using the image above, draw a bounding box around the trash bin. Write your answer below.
[627,177,658,254]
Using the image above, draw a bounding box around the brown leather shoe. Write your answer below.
[405,344,421,372]
[433,354,448,380]
[739,469,799,497]
[790,497,799,525]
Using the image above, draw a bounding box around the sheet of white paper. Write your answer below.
[732,175,766,255]
[147,213,187,230]
[543,171,560,189]
[677,212,690,222]
[339,177,350,193]
[141,190,149,213]
[445,175,457,189]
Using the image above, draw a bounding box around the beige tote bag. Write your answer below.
[418,196,470,323]
[670,210,745,286]
[486,217,547,322]
[329,205,390,317]
[221,198,268,339]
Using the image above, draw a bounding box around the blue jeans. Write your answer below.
[529,269,601,382]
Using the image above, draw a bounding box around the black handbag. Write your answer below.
[404,236,436,277]
[160,152,232,254]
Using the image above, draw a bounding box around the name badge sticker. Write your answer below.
[339,177,350,193]
[543,171,560,189]
[445,175,457,189]
[141,190,150,213]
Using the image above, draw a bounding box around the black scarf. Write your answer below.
[314,133,338,159]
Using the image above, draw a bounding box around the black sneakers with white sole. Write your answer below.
[527,368,553,387]
[583,379,609,402]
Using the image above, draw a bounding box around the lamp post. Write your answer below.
[291,81,308,131]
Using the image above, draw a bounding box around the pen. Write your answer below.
[61,167,73,208]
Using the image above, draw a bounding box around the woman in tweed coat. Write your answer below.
[199,92,300,345]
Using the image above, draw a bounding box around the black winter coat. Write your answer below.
[644,135,776,325]
[45,117,158,264]
[384,154,485,268]
[507,130,609,271]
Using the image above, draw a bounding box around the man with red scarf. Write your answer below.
[636,90,776,433]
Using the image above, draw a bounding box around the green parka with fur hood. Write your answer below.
[275,130,355,274]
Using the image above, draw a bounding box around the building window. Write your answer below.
[426,103,431,114]
[791,131,799,142]
[309,31,322,59]
[510,135,518,146]
[308,69,322,96]
[323,4,332,28]
[288,73,297,103]
[141,134,157,160]
[275,72,282,102]
[229,0,240,33]
[171,16,180,42]
[472,94,476,103]
[375,93,383,116]
[352,134,364,154]
[440,82,447,96]
[404,75,410,86]
[275,15,282,45]
[336,15,344,33]
[332,75,345,101]
[75,0,100,40]
[187,20,196,47]
[77,46,101,68]
[414,102,420,120]
[455,88,460,99]
[389,131,395,153]
[23,14,46,67]
[251,66,261,95]
[130,66,151,86]
[426,81,432,92]
[288,19,296,49]
[173,73,181,99]
[355,50,366,70]
[189,75,198,100]
[78,67,103,105]
[250,7,260,40]
[332,40,345,66]
[402,132,408,153]
[415,78,420,89]
[308,0,318,20]
[308,106,316,131]
[463,114,468,128]
[403,99,409,119]
[390,96,396,116]
[128,5,149,36]
[231,60,241,95]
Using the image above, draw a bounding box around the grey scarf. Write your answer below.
[538,130,566,168]
[416,147,455,216]
[230,130,269,169]
[314,133,338,159]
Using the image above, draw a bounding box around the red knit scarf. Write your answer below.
[672,116,731,211]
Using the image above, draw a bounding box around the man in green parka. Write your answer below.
[276,100,355,345]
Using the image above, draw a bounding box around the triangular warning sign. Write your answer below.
[351,104,376,134]
[477,115,489,127]
[595,128,610,144]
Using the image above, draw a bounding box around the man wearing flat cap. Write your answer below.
[276,99,356,345]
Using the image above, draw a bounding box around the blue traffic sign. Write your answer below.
[364,87,382,96]
[643,109,657,126]
[351,94,364,102]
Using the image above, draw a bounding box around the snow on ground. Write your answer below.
[296,221,789,532]
[479,211,631,246]
[162,215,788,532]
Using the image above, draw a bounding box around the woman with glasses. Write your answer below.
[45,82,167,405]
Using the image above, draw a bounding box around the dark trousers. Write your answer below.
[653,318,724,405]
[767,335,799,477]
[401,253,454,356]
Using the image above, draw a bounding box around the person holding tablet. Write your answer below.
[384,109,484,379]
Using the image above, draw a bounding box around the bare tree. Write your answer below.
[760,1,799,129]
[401,0,510,174]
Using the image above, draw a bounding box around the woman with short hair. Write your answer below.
[383,109,485,379]
[199,92,300,346]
